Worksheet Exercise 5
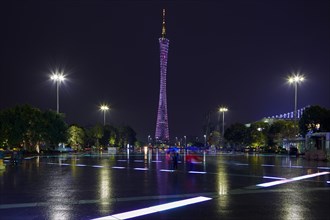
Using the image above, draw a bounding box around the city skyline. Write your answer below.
[1,1,329,141]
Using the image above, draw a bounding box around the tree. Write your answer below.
[42,110,68,149]
[134,140,143,148]
[99,125,119,147]
[108,126,119,147]
[90,124,103,149]
[0,105,45,151]
[268,120,296,147]
[224,123,248,149]
[19,105,44,151]
[118,126,137,148]
[0,105,67,151]
[0,108,21,148]
[247,122,269,148]
[67,124,85,150]
[299,105,330,136]
[84,127,95,148]
[208,131,221,147]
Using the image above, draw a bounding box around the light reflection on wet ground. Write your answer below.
[0,150,329,219]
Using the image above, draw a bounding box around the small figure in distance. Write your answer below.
[171,151,179,170]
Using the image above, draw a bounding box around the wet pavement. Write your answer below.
[0,150,330,220]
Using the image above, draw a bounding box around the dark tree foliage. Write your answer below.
[100,125,118,147]
[1,105,140,151]
[299,105,330,136]
[224,123,248,147]
[88,124,104,148]
[268,120,296,146]
[42,110,68,148]
[118,126,137,147]
[0,105,67,151]
[246,122,269,147]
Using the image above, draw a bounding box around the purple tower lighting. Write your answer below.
[155,9,170,143]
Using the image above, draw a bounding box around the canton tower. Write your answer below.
[155,9,170,143]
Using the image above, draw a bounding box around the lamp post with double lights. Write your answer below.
[219,107,228,137]
[50,72,66,113]
[288,74,304,133]
[100,104,110,126]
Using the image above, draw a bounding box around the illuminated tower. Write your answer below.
[155,9,170,143]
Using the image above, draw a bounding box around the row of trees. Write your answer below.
[0,105,137,152]
[222,120,296,150]
[1,105,328,152]
[67,124,138,151]
[207,105,330,150]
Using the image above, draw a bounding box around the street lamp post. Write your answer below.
[204,134,206,147]
[184,135,187,147]
[50,72,66,113]
[288,74,304,133]
[219,107,228,137]
[217,110,221,132]
[100,104,110,126]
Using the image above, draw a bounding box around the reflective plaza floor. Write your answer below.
[1,149,330,220]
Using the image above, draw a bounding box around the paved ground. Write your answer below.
[0,150,330,220]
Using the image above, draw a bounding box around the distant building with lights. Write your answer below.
[155,9,170,143]
[245,106,309,128]
[246,105,329,159]
[262,106,308,123]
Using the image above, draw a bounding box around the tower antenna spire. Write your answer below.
[162,9,166,38]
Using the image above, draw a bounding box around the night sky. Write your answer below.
[1,0,329,142]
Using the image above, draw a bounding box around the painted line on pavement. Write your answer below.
[263,176,286,180]
[76,164,87,167]
[112,166,126,169]
[189,171,206,174]
[235,163,249,166]
[160,169,174,172]
[134,168,148,171]
[257,171,330,187]
[60,163,70,166]
[91,196,212,220]
[24,157,35,160]
[92,165,104,168]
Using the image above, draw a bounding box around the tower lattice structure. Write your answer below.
[155,9,170,143]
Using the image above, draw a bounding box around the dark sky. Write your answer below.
[1,0,329,142]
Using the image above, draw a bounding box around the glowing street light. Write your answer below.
[100,104,110,126]
[50,71,66,113]
[287,73,305,132]
[219,107,228,137]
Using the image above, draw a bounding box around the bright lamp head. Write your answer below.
[288,74,304,84]
[51,72,66,82]
[100,105,109,111]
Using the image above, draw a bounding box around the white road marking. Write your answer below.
[91,196,212,220]
[257,172,330,187]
